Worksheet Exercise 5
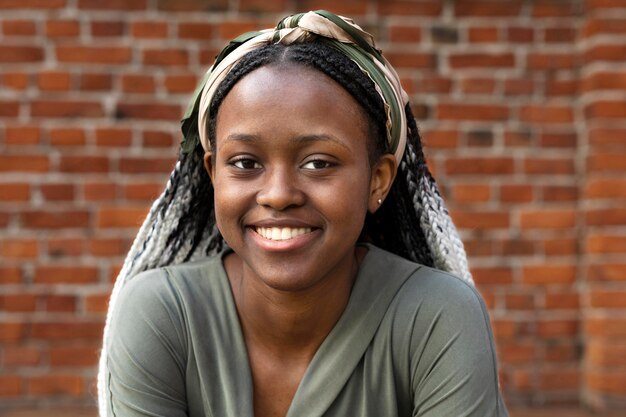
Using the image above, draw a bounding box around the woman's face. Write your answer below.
[205,64,395,292]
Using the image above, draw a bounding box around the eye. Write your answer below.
[302,159,333,170]
[231,158,261,170]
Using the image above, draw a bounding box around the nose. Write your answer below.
[256,165,305,210]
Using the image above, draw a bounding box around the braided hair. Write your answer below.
[112,41,469,282]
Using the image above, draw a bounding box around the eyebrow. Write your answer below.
[223,133,351,151]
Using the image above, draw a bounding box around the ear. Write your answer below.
[203,150,215,182]
[368,154,397,213]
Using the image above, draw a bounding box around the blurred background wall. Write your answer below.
[0,0,625,414]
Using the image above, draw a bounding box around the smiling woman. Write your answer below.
[99,10,509,417]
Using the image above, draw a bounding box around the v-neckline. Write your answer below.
[214,244,421,417]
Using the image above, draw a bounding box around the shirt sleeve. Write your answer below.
[105,268,189,417]
[409,271,509,417]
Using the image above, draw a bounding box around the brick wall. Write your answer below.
[0,0,624,412]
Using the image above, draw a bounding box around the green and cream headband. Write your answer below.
[180,10,410,163]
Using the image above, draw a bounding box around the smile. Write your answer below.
[254,227,313,241]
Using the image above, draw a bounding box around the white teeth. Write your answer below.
[255,227,312,241]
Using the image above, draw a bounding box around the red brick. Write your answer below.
[45,19,80,37]
[416,75,452,94]
[49,127,86,146]
[47,238,84,258]
[389,25,422,43]
[0,293,37,312]
[0,0,65,8]
[121,74,155,94]
[79,73,112,91]
[2,72,29,90]
[544,291,580,310]
[0,267,22,284]
[83,182,117,201]
[537,319,578,337]
[500,184,533,203]
[520,105,574,124]
[445,156,514,175]
[2,346,41,367]
[507,26,534,43]
[437,103,508,121]
[0,239,38,259]
[421,129,457,148]
[157,0,228,12]
[95,128,133,147]
[492,319,518,340]
[584,316,626,337]
[588,127,626,147]
[0,375,21,397]
[584,18,626,37]
[545,27,577,43]
[21,210,90,229]
[468,26,498,42]
[546,78,578,96]
[452,183,491,203]
[471,267,513,285]
[0,155,49,172]
[533,1,578,17]
[0,45,44,62]
[501,238,536,256]
[28,374,84,396]
[89,237,130,256]
[30,321,103,341]
[115,103,181,121]
[78,0,146,10]
[59,155,109,173]
[539,132,578,148]
[131,20,168,38]
[586,179,626,199]
[91,20,125,37]
[5,125,41,145]
[586,235,626,255]
[504,293,535,310]
[238,0,287,12]
[458,239,492,258]
[582,71,626,92]
[523,265,577,285]
[450,53,515,68]
[50,346,99,366]
[40,183,75,201]
[119,156,175,173]
[545,344,578,362]
[44,294,77,312]
[524,157,575,175]
[455,1,522,16]
[377,0,442,16]
[587,341,626,366]
[386,52,436,69]
[450,209,510,230]
[543,238,578,256]
[56,45,132,64]
[0,322,24,342]
[584,44,626,63]
[520,209,576,229]
[504,129,533,147]
[590,290,626,308]
[34,266,99,284]
[3,19,36,36]
[528,52,577,70]
[587,208,626,226]
[143,48,189,66]
[86,293,109,313]
[164,74,197,93]
[178,22,214,39]
[460,78,496,95]
[585,100,626,119]
[123,182,163,201]
[31,100,103,118]
[0,100,19,117]
[541,185,577,202]
[587,152,626,173]
[539,370,580,390]
[587,372,626,396]
[96,206,149,228]
[0,183,30,201]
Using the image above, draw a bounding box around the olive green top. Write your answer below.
[104,244,508,416]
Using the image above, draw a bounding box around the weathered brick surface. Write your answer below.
[0,0,624,413]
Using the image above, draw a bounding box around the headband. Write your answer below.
[180,10,410,163]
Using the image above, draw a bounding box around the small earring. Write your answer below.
[377,198,382,205]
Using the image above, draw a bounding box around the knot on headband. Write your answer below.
[180,10,409,163]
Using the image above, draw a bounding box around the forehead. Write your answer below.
[216,64,368,133]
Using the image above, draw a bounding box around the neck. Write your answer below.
[225,249,362,361]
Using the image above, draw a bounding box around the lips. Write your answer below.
[254,226,313,241]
